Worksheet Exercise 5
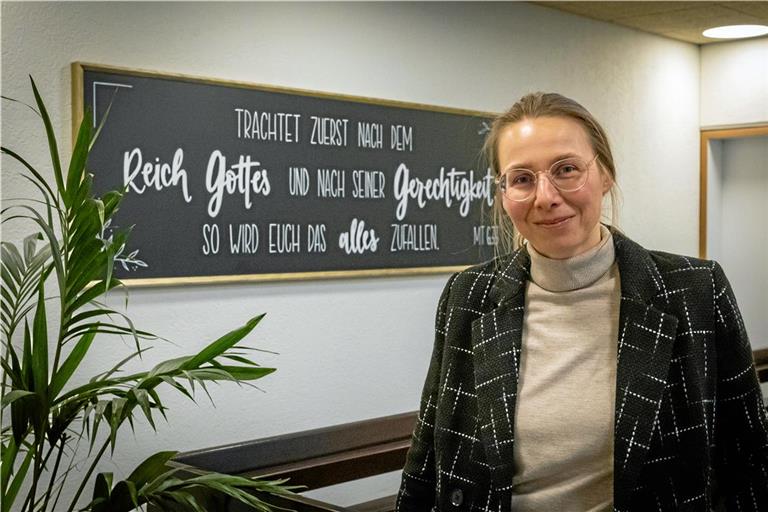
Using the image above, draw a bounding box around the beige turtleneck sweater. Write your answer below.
[511,225,620,512]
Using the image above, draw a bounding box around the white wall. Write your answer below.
[700,37,768,127]
[1,1,700,507]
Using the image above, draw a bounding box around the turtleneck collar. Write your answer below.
[527,224,615,292]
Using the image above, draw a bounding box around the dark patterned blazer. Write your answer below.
[396,229,768,512]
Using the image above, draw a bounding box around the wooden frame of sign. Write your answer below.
[699,123,768,259]
[72,62,498,287]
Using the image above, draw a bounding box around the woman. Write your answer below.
[395,93,768,511]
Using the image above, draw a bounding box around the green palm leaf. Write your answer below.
[1,445,34,512]
[49,329,97,398]
[183,314,265,370]
[2,78,287,512]
[29,76,65,203]
[31,283,48,406]
[66,113,92,205]
[0,146,57,205]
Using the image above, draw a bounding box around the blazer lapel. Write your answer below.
[611,232,679,509]
[471,248,529,490]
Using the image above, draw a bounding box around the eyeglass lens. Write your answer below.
[501,158,590,201]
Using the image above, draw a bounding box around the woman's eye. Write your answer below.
[554,164,579,176]
[511,174,533,186]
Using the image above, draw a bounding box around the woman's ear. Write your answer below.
[600,169,612,195]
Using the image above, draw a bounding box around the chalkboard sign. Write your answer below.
[72,63,499,285]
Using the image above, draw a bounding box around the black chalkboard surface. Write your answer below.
[73,63,499,285]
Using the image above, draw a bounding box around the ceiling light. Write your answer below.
[702,25,768,39]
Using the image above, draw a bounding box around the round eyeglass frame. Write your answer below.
[494,154,600,202]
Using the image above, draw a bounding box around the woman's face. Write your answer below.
[497,116,611,259]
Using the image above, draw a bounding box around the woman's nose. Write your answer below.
[533,174,562,206]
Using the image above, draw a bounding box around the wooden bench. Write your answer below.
[168,411,417,511]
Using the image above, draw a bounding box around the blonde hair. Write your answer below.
[482,92,622,257]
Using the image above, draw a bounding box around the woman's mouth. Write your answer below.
[536,216,573,227]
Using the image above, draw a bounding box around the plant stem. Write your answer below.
[20,437,43,512]
[51,429,86,512]
[41,435,66,511]
[52,259,66,380]
[64,436,109,512]
[19,431,60,512]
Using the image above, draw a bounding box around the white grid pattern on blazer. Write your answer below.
[396,230,768,512]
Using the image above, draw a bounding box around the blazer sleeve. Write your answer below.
[395,273,456,512]
[711,262,768,510]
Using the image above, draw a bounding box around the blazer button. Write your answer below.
[450,488,463,506]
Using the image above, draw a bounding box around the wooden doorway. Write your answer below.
[699,124,768,258]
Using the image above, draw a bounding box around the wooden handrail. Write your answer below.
[167,412,418,511]
[173,411,417,487]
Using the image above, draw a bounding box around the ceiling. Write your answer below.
[530,1,768,45]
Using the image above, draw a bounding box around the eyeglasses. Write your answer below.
[495,154,599,202]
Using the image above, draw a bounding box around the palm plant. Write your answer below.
[1,77,295,511]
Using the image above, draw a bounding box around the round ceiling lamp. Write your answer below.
[702,24,768,39]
